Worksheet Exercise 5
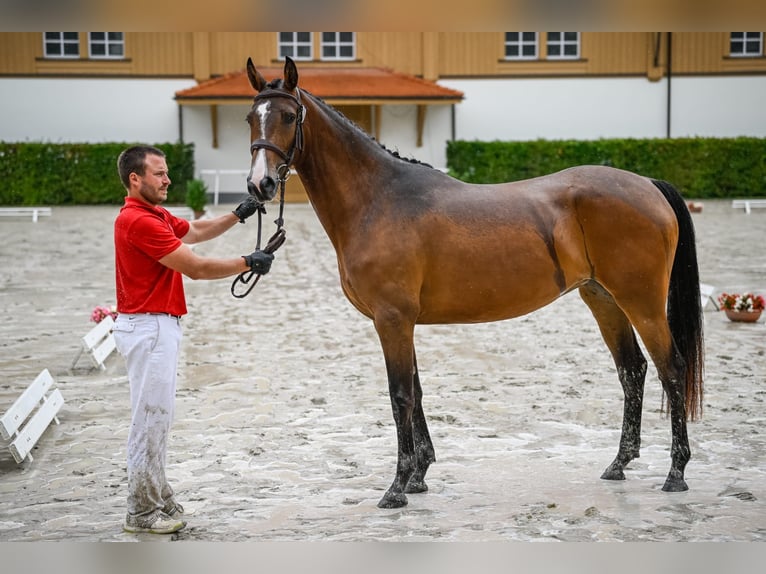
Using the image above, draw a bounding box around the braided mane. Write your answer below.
[300,87,432,169]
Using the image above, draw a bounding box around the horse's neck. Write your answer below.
[295,98,396,242]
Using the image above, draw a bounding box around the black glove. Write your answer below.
[243,250,274,275]
[232,196,262,223]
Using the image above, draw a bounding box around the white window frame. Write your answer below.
[730,32,763,57]
[504,32,538,60]
[546,32,580,60]
[320,32,355,61]
[278,32,313,61]
[88,32,125,60]
[43,32,80,59]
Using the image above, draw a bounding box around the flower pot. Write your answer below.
[724,309,762,323]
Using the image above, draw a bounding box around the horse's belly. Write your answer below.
[416,271,568,324]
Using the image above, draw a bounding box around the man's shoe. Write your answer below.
[123,511,186,534]
[163,498,194,517]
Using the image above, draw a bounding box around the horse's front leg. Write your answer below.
[405,349,435,494]
[375,312,417,509]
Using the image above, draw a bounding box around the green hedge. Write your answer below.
[0,142,195,205]
[446,137,766,199]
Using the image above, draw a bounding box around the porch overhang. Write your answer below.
[174,65,463,148]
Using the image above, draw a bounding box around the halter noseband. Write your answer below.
[249,88,306,169]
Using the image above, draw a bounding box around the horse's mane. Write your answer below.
[264,78,432,169]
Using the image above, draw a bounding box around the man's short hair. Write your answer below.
[117,145,166,189]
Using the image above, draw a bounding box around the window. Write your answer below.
[278,32,313,60]
[321,32,355,60]
[44,32,80,58]
[730,32,763,57]
[504,32,538,60]
[546,32,580,59]
[89,32,125,59]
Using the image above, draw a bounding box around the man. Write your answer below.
[113,145,273,535]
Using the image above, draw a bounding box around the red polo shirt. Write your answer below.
[114,197,191,316]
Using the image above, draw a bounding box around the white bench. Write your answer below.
[166,206,195,220]
[1,369,64,463]
[700,283,716,310]
[71,315,116,371]
[0,207,52,222]
[732,199,766,214]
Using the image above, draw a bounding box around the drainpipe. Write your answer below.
[177,104,184,143]
[666,32,672,139]
[451,103,456,141]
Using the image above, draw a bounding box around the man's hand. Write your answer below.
[243,250,274,275]
[232,195,262,223]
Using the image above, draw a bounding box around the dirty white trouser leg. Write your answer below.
[113,313,182,519]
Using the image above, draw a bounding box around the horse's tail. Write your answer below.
[652,179,705,421]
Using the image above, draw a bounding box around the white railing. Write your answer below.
[199,168,300,204]
[199,169,250,205]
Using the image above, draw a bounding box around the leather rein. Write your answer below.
[230,88,306,299]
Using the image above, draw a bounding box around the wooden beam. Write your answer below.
[416,105,427,147]
[192,32,211,82]
[210,104,218,149]
[647,31,664,82]
[422,33,440,81]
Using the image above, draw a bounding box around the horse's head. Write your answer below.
[245,56,306,202]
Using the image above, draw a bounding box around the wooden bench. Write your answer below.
[71,315,116,371]
[1,369,64,463]
[732,199,766,214]
[0,207,52,222]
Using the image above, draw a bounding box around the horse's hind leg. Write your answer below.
[579,284,648,481]
[405,349,436,494]
[599,289,692,492]
[630,320,690,492]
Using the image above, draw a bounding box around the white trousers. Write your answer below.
[113,313,182,518]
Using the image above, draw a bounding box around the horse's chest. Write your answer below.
[338,271,375,319]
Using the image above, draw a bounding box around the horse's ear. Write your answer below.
[246,57,267,93]
[283,56,299,92]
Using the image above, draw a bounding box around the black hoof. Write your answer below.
[405,479,428,494]
[378,492,408,509]
[662,477,689,492]
[600,466,626,481]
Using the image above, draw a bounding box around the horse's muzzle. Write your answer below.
[247,176,277,202]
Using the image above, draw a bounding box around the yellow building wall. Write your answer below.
[1,32,765,80]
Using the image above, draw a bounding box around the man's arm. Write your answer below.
[181,212,239,245]
[159,243,249,280]
[180,196,260,244]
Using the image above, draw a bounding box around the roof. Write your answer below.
[175,66,464,106]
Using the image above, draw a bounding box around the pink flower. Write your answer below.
[90,305,118,323]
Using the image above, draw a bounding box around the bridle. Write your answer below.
[248,88,306,172]
[231,87,306,299]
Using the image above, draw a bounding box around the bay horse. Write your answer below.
[244,57,704,509]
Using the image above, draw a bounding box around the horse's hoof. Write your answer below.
[377,492,408,509]
[662,477,689,492]
[600,466,626,481]
[405,479,428,494]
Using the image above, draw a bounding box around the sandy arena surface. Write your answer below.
[0,199,764,543]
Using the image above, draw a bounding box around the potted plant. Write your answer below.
[185,178,208,219]
[717,292,765,322]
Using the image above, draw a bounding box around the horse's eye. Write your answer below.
[284,112,296,124]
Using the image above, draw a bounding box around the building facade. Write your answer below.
[1,32,764,199]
